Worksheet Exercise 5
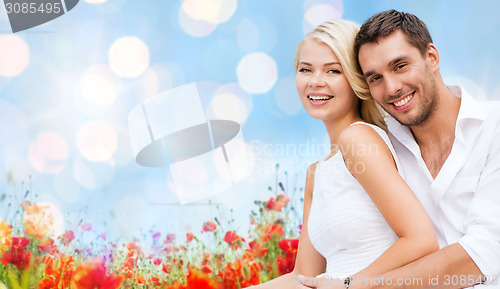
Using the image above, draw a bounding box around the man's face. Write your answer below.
[358,30,438,127]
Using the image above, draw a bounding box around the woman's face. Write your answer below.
[295,40,359,122]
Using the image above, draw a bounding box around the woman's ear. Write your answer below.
[426,43,440,72]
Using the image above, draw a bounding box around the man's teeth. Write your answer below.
[393,94,412,107]
[308,95,333,101]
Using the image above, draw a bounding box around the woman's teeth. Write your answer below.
[308,95,333,101]
[393,94,412,107]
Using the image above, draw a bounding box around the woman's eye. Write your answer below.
[328,69,341,74]
[298,68,312,73]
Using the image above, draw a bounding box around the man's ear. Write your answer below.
[426,43,440,72]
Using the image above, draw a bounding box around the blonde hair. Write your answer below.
[294,19,387,130]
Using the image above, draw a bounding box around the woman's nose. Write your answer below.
[308,73,325,87]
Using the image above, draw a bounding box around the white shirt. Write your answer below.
[387,86,500,287]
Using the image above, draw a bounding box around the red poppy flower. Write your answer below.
[186,232,194,243]
[185,269,218,289]
[0,236,31,271]
[70,257,124,289]
[59,230,75,246]
[38,238,59,255]
[224,231,242,250]
[262,224,284,241]
[278,238,299,253]
[245,240,269,258]
[153,258,162,266]
[201,221,217,233]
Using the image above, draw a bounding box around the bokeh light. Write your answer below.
[77,65,121,115]
[181,0,237,24]
[23,202,65,238]
[77,121,118,162]
[28,132,69,174]
[178,5,218,37]
[109,36,150,78]
[237,52,278,94]
[275,77,303,116]
[0,35,30,77]
[303,3,343,33]
[207,83,252,124]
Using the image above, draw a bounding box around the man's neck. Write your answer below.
[410,86,461,178]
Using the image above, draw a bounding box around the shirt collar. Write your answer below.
[387,85,486,148]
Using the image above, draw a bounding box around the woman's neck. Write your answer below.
[323,114,363,157]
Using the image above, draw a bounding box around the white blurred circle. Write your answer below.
[303,4,343,34]
[77,121,118,162]
[80,65,120,107]
[84,0,107,3]
[23,202,64,238]
[181,0,237,24]
[210,94,247,123]
[28,132,69,174]
[275,77,302,115]
[0,35,29,77]
[237,52,278,94]
[206,83,252,124]
[178,6,217,37]
[109,36,149,78]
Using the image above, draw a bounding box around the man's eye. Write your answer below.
[369,76,381,83]
[396,64,406,70]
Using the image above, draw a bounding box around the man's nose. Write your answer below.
[385,74,403,97]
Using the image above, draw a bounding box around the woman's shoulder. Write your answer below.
[339,121,391,151]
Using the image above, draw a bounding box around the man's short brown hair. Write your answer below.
[354,9,433,70]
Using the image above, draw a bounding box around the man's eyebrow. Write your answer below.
[362,56,409,79]
[363,71,374,79]
[388,56,408,67]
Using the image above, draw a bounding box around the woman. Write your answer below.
[252,19,438,288]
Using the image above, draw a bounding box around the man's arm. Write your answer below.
[349,243,482,289]
[350,116,500,289]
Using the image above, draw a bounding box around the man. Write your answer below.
[351,9,500,288]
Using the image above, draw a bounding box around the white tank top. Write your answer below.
[307,122,401,278]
